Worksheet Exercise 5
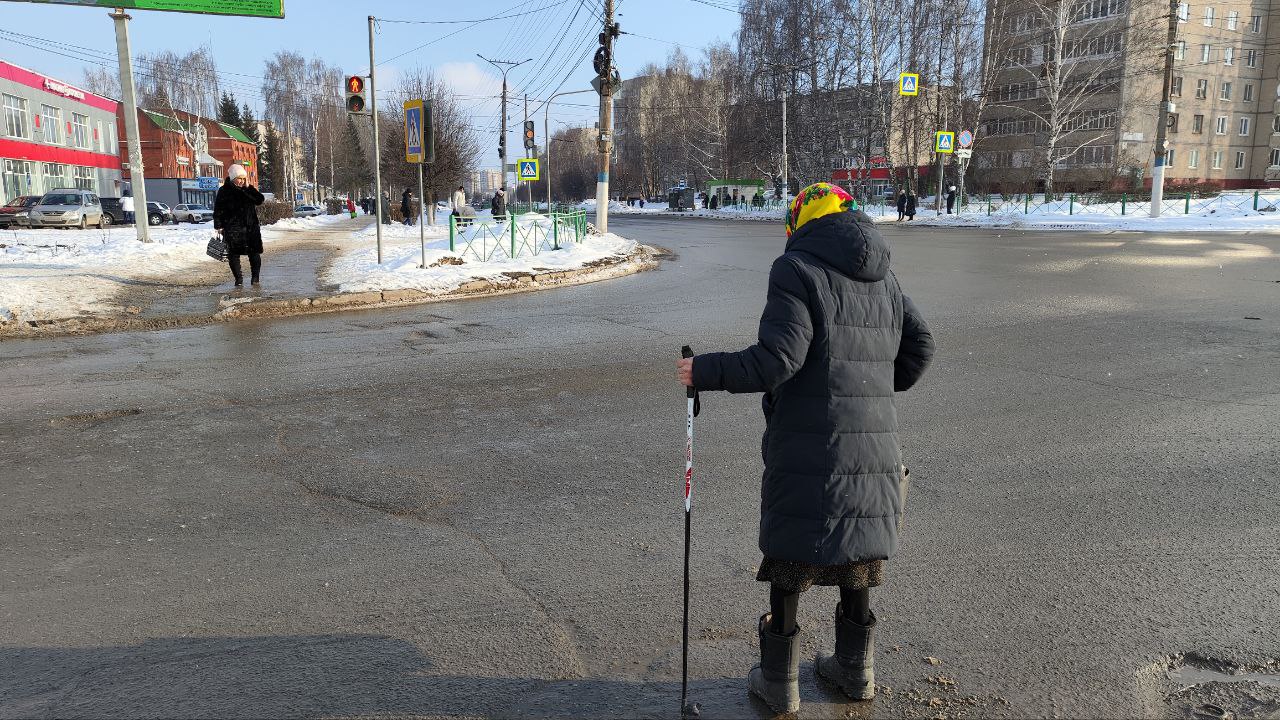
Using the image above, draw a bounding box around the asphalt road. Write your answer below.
[2,217,1278,719]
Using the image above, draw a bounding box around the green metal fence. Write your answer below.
[972,190,1280,218]
[447,210,588,262]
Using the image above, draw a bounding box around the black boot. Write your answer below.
[747,613,800,713]
[815,604,875,700]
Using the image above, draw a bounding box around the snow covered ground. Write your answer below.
[1,211,640,326]
[323,212,637,294]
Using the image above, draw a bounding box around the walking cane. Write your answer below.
[680,345,701,719]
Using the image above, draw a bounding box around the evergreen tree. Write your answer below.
[217,92,241,126]
[239,103,254,134]
[263,125,285,196]
[335,115,370,195]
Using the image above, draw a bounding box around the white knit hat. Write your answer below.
[228,164,247,180]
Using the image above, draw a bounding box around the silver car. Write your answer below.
[172,204,213,223]
[293,204,323,217]
[28,189,105,229]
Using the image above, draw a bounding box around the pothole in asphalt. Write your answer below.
[1137,653,1280,719]
[49,407,143,428]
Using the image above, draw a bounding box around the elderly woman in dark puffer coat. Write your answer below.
[213,164,265,287]
[676,182,935,714]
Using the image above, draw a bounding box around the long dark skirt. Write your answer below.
[756,557,883,593]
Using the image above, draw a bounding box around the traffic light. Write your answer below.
[498,134,506,160]
[345,75,367,114]
[423,101,435,163]
[523,121,535,151]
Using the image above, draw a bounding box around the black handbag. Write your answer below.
[206,234,228,261]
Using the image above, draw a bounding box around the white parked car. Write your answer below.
[172,204,213,223]
[294,204,323,217]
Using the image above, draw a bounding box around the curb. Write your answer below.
[1,245,660,339]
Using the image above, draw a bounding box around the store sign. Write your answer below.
[43,79,86,100]
[10,0,285,18]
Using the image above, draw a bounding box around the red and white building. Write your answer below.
[0,60,122,204]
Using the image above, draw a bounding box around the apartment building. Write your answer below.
[976,0,1280,192]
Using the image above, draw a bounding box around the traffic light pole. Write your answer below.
[524,94,532,210]
[368,15,384,263]
[110,9,150,244]
[1150,0,1179,218]
[595,0,617,234]
[478,56,531,215]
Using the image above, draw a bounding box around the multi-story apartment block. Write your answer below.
[977,0,1280,192]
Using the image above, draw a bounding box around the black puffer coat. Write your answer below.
[213,179,265,255]
[691,210,934,566]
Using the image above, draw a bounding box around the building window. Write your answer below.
[1240,117,1251,135]
[1057,145,1113,167]
[1247,49,1258,68]
[1270,148,1280,166]
[1178,2,1189,21]
[72,166,96,192]
[1224,46,1234,65]
[1204,6,1214,25]
[71,113,89,149]
[2,159,34,200]
[43,162,67,188]
[94,120,103,152]
[1175,41,1187,59]
[1062,33,1123,59]
[1221,82,1233,100]
[1193,114,1204,133]
[1007,46,1033,67]
[1235,150,1246,169]
[1274,116,1280,133]
[1216,115,1228,134]
[1251,14,1261,31]
[1073,0,1125,21]
[1064,109,1118,132]
[1196,79,1209,99]
[1211,150,1224,169]
[1200,44,1212,63]
[1167,148,1176,166]
[1245,84,1254,102]
[1171,76,1183,97]
[1189,149,1200,168]
[1227,10,1239,29]
[39,104,63,144]
[3,94,29,139]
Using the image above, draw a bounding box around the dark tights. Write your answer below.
[769,584,871,634]
[229,253,261,284]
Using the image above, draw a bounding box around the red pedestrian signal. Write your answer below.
[345,75,367,115]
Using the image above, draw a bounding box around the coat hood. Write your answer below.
[784,210,890,282]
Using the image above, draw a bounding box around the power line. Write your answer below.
[376,0,571,24]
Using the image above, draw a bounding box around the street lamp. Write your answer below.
[477,55,532,192]
[542,88,597,211]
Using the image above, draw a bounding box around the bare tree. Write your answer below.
[81,67,119,99]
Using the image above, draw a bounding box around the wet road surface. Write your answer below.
[2,217,1278,718]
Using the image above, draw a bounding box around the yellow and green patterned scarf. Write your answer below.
[786,182,857,238]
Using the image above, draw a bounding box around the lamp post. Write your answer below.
[543,88,597,211]
[477,55,532,198]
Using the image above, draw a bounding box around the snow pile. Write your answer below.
[908,192,1280,232]
[269,213,357,231]
[324,213,638,294]
[0,224,226,322]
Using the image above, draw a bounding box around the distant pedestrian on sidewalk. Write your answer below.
[491,187,507,223]
[346,197,357,218]
[905,191,917,221]
[213,164,265,288]
[946,186,956,214]
[451,185,466,212]
[380,191,391,225]
[401,187,415,226]
[895,190,906,221]
[120,194,134,224]
[675,182,934,714]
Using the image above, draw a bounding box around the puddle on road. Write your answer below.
[1138,653,1280,719]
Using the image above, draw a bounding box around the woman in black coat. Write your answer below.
[895,190,907,221]
[905,192,918,220]
[213,164,265,287]
[676,182,934,713]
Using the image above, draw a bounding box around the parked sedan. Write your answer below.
[0,195,40,228]
[28,189,105,229]
[172,204,213,223]
[293,204,323,217]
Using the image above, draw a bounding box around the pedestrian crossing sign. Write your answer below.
[899,73,919,96]
[517,158,540,182]
[935,131,955,154]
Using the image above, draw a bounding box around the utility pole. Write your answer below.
[110,9,149,244]
[934,18,947,216]
[479,55,531,217]
[594,0,619,233]
[368,16,384,263]
[781,89,788,200]
[524,93,531,211]
[1151,0,1179,218]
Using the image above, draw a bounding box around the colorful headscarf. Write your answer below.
[786,182,857,238]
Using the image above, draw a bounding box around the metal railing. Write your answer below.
[447,210,588,262]
[972,190,1280,217]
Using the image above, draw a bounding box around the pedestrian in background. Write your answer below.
[401,187,415,226]
[895,190,906,222]
[346,197,356,219]
[491,187,507,223]
[946,185,957,214]
[905,191,917,221]
[120,194,134,225]
[452,185,466,212]
[380,191,391,225]
[675,182,934,714]
[213,164,265,288]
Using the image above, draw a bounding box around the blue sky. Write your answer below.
[0,0,736,169]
